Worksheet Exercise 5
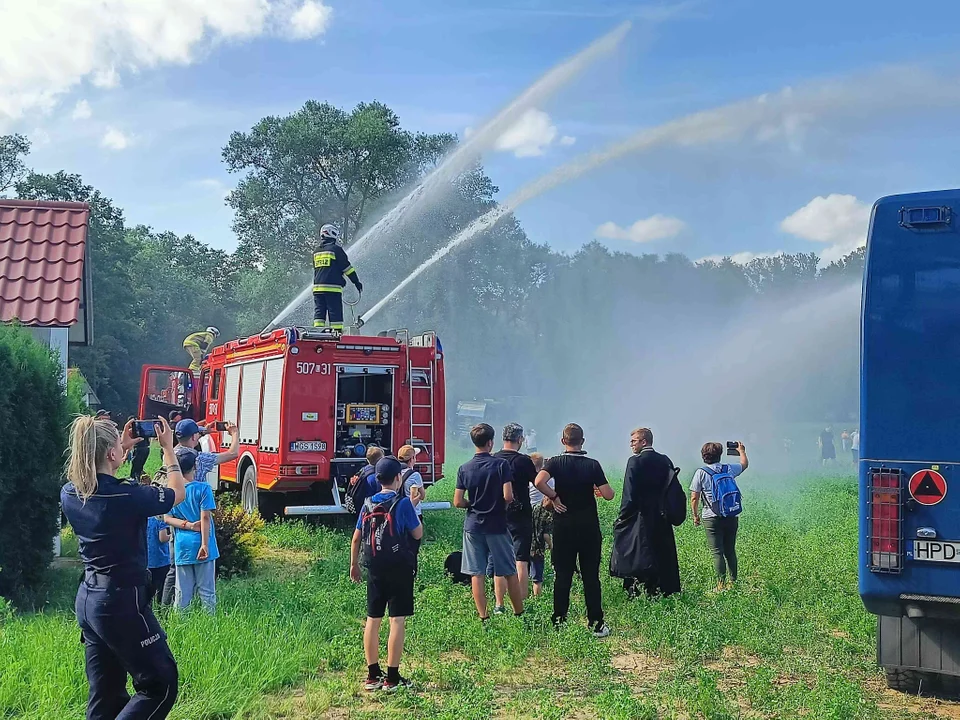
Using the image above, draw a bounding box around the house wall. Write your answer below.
[27,327,69,388]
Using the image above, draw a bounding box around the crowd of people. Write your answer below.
[60,412,749,716]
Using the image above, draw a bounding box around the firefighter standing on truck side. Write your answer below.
[182,327,220,374]
[313,224,362,331]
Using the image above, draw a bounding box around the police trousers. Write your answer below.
[76,580,178,719]
[313,291,344,330]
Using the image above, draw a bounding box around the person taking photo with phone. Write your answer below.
[61,415,185,719]
[690,441,749,592]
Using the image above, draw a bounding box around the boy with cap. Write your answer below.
[164,452,220,612]
[349,456,423,692]
[159,419,239,605]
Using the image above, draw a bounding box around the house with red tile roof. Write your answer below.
[0,199,93,383]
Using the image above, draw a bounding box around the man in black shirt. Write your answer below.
[454,424,525,620]
[489,422,538,610]
[534,423,614,637]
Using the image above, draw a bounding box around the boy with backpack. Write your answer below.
[349,456,423,692]
[344,446,384,515]
[689,441,749,592]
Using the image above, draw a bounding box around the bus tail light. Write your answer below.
[868,469,903,573]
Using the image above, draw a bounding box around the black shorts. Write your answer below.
[366,567,415,619]
[507,518,533,562]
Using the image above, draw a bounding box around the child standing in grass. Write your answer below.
[164,452,219,613]
[145,515,171,605]
[350,457,423,692]
[528,453,554,597]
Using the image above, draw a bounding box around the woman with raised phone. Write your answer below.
[61,415,186,719]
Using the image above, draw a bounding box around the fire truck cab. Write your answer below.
[139,328,445,517]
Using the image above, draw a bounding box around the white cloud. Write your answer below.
[559,135,577,146]
[781,193,870,264]
[0,1,333,127]
[101,127,132,151]
[71,100,92,121]
[286,0,333,39]
[595,215,686,244]
[495,109,558,158]
[699,250,784,265]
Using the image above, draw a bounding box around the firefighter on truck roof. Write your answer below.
[182,326,220,374]
[313,224,362,332]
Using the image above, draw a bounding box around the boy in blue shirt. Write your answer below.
[349,456,423,692]
[145,515,171,605]
[164,452,219,613]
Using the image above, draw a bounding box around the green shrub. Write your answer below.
[212,504,265,579]
[0,325,68,604]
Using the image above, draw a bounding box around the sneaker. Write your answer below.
[382,675,412,692]
[364,674,384,691]
[493,605,506,615]
[593,623,611,638]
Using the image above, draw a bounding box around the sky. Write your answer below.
[4,0,960,266]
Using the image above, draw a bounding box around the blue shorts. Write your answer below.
[461,531,516,577]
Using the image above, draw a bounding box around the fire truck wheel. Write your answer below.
[885,668,926,694]
[241,467,259,516]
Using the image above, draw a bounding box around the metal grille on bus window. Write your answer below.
[867,467,903,574]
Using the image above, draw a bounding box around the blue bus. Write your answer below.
[861,190,960,694]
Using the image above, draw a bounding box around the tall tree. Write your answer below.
[222,100,454,267]
[0,134,30,194]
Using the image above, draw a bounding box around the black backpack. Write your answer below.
[661,466,687,527]
[360,494,414,571]
[344,465,374,514]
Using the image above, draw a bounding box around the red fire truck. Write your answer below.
[138,327,445,517]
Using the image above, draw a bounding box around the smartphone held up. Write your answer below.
[726,441,741,456]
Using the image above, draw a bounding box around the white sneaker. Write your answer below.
[593,623,611,638]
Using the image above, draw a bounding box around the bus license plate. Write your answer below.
[290,441,326,453]
[911,540,960,563]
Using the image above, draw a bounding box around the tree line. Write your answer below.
[0,100,864,421]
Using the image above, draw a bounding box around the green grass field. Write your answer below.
[3,456,959,719]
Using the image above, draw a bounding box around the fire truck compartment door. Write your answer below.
[259,358,284,452]
[222,365,241,447]
[239,362,265,445]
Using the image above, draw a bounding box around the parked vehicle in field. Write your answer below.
[139,328,446,517]
[860,190,960,695]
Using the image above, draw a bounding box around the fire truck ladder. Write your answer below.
[408,358,437,483]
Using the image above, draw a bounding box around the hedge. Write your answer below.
[0,325,68,604]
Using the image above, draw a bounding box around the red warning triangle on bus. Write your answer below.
[909,469,947,506]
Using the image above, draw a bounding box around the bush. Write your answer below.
[212,504,266,579]
[0,325,68,604]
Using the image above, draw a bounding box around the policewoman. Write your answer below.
[61,415,186,719]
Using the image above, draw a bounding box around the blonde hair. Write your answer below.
[66,416,120,503]
[397,445,417,463]
[529,452,544,471]
[366,446,384,464]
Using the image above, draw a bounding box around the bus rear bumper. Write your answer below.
[879,614,960,677]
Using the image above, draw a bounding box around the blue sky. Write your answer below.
[4,0,960,265]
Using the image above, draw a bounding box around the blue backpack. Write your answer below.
[703,465,743,517]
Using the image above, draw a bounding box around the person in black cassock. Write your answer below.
[611,427,681,598]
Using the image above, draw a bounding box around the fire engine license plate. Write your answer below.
[290,441,326,453]
[911,540,960,563]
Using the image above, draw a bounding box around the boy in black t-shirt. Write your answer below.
[534,423,615,637]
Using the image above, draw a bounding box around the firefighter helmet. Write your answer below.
[319,224,341,242]
[206,326,220,338]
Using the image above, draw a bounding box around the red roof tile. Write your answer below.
[0,199,90,327]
